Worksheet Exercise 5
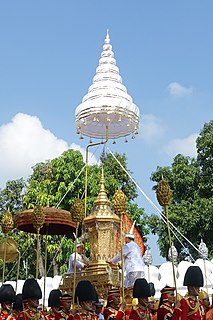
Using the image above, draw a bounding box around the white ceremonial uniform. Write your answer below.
[68,252,89,273]
[111,241,145,288]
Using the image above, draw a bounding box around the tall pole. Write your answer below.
[113,189,127,303]
[43,233,48,310]
[70,198,84,310]
[120,213,125,302]
[72,222,79,309]
[32,205,45,280]
[165,204,177,292]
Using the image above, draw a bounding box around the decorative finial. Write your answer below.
[143,249,153,266]
[113,189,127,216]
[70,197,84,223]
[1,208,14,235]
[168,243,178,264]
[199,238,208,260]
[105,29,110,44]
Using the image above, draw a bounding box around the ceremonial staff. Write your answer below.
[1,209,14,282]
[70,197,84,309]
[156,178,177,295]
[113,189,127,303]
[32,204,45,279]
[0,209,20,289]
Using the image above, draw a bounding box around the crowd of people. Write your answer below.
[0,265,212,320]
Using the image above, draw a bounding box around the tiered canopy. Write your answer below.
[75,30,140,140]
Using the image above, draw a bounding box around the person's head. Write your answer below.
[125,221,135,243]
[76,243,84,254]
[107,289,120,309]
[198,290,210,309]
[0,284,16,312]
[22,278,42,309]
[60,294,71,312]
[148,297,157,313]
[183,266,204,297]
[133,278,151,308]
[27,298,39,308]
[125,236,133,244]
[12,294,23,314]
[95,299,104,315]
[48,289,62,312]
[75,280,97,312]
[159,287,175,306]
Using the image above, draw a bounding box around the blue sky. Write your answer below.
[0,1,212,264]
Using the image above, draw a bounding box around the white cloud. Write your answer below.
[167,82,193,97]
[164,133,198,158]
[140,114,165,142]
[0,113,97,188]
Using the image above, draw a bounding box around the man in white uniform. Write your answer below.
[108,221,145,288]
[68,242,89,274]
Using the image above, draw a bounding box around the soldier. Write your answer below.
[180,265,204,320]
[55,294,72,320]
[108,222,145,288]
[0,284,16,320]
[205,307,213,320]
[12,294,23,317]
[68,242,89,274]
[129,278,151,320]
[103,288,126,320]
[47,290,62,320]
[16,278,46,320]
[95,299,104,320]
[198,291,210,320]
[68,280,98,320]
[157,286,182,320]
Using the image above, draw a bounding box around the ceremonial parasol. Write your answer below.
[15,206,76,235]
[15,205,77,308]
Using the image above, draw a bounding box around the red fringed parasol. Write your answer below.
[15,206,76,235]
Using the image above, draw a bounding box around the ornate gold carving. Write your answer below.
[113,189,127,216]
[1,208,14,235]
[32,205,45,232]
[70,197,84,223]
[156,178,173,207]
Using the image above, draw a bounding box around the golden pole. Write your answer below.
[15,251,21,293]
[2,236,7,283]
[70,198,84,310]
[32,205,45,280]
[84,126,109,217]
[72,222,79,309]
[36,232,40,279]
[43,233,48,310]
[1,208,14,283]
[113,189,127,303]
[120,214,125,302]
[165,204,177,293]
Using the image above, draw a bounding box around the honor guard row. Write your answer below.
[0,266,212,320]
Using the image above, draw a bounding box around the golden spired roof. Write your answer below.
[84,167,119,222]
[94,166,110,207]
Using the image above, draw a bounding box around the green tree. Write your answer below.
[0,178,26,215]
[0,149,149,279]
[148,120,213,260]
